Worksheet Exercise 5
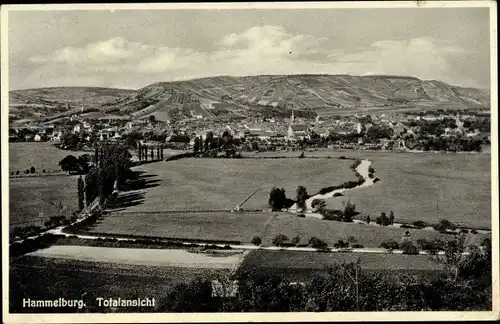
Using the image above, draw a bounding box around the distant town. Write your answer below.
[8,106,491,155]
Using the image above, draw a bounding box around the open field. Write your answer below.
[121,158,354,211]
[88,211,275,243]
[9,142,89,174]
[9,175,80,228]
[27,245,245,269]
[323,151,491,229]
[10,255,230,312]
[237,250,446,281]
[260,214,489,248]
[246,149,491,228]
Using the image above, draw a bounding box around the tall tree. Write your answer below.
[268,187,287,211]
[296,186,308,211]
[77,175,85,211]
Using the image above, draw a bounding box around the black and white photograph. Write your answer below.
[1,1,498,322]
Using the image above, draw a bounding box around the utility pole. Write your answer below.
[355,257,360,311]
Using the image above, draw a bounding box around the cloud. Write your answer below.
[24,26,478,89]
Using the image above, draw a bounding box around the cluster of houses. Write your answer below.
[9,108,489,152]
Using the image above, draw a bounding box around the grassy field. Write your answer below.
[260,214,489,248]
[88,211,275,243]
[123,158,354,211]
[10,255,229,313]
[28,245,245,268]
[324,151,491,229]
[9,175,80,228]
[9,142,89,174]
[237,250,446,281]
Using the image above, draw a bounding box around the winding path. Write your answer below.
[289,159,374,217]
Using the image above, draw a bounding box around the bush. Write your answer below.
[460,229,469,234]
[297,214,305,218]
[400,224,414,229]
[433,219,457,233]
[412,220,427,229]
[333,192,343,197]
[416,238,445,251]
[379,239,399,250]
[309,237,328,249]
[333,240,349,249]
[352,244,364,248]
[338,156,347,160]
[401,242,419,255]
[373,177,380,183]
[42,169,46,173]
[251,236,262,246]
[350,159,362,170]
[311,198,326,213]
[272,233,289,247]
[30,166,36,174]
[471,229,478,234]
[322,209,342,221]
[291,236,301,246]
[16,170,20,175]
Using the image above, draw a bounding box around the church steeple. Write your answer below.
[291,110,294,124]
[456,112,463,129]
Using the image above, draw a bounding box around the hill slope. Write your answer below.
[9,87,134,123]
[9,75,490,123]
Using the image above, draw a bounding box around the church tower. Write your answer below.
[291,110,295,124]
[456,112,464,130]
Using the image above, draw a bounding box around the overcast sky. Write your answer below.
[8,7,491,90]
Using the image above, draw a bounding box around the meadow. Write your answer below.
[86,151,490,245]
[88,211,275,243]
[237,250,446,281]
[9,142,89,174]
[324,151,491,229]
[123,158,354,212]
[242,150,490,228]
[9,175,80,228]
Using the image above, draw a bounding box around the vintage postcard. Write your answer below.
[1,1,498,323]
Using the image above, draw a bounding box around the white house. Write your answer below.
[34,134,42,142]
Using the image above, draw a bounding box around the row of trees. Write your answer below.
[193,130,241,158]
[85,144,132,205]
[137,143,164,162]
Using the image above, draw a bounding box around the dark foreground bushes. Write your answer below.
[10,233,61,257]
[156,259,492,312]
